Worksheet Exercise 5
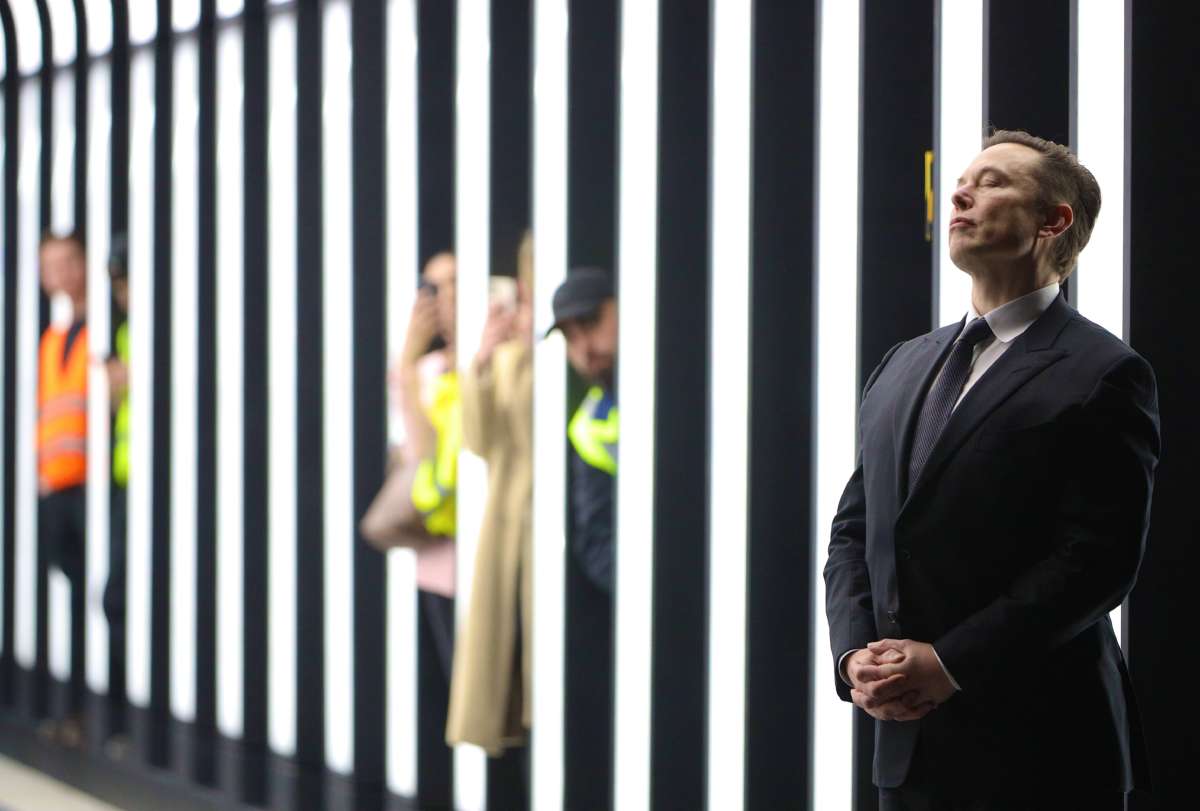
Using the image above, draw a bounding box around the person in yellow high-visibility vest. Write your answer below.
[395,253,461,704]
[103,242,130,738]
[545,267,619,807]
[36,232,90,746]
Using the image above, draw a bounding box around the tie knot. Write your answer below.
[958,317,994,347]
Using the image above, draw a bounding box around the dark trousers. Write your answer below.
[880,785,1125,811]
[880,739,1126,811]
[39,485,87,717]
[107,485,128,732]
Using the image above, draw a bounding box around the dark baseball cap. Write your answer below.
[544,267,614,337]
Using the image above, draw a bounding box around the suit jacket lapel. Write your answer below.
[900,294,1074,516]
[892,321,961,508]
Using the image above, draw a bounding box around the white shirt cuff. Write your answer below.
[837,649,858,686]
[931,645,962,691]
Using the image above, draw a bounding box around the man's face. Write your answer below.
[561,298,618,387]
[40,240,87,302]
[423,252,457,344]
[948,143,1051,274]
[111,276,129,315]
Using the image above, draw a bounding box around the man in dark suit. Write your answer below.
[825,130,1160,810]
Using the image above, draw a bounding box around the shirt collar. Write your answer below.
[968,282,1060,344]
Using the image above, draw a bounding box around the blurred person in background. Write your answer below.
[36,232,90,747]
[447,233,535,800]
[547,267,618,809]
[103,239,130,748]
[361,252,460,755]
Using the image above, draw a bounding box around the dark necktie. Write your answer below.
[907,317,995,494]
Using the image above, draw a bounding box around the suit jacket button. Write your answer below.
[898,547,912,561]
[887,611,899,625]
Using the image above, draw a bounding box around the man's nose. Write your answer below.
[951,185,971,212]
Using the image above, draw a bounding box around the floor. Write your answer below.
[0,754,127,811]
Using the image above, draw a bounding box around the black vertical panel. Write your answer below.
[485,1,530,807]
[417,0,455,266]
[146,0,174,770]
[563,1,617,809]
[566,0,616,270]
[415,1,455,805]
[36,1,52,232]
[855,4,935,808]
[294,0,326,806]
[1125,6,1200,811]
[192,0,217,790]
[350,2,387,810]
[745,1,816,809]
[487,0,530,279]
[650,1,709,808]
[32,0,53,724]
[241,1,269,805]
[983,0,1071,146]
[107,0,130,734]
[72,0,88,239]
[0,0,19,711]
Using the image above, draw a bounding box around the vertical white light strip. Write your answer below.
[127,0,159,47]
[707,0,752,808]
[217,0,246,20]
[126,48,155,707]
[385,0,419,796]
[454,1,490,807]
[171,35,200,724]
[216,22,245,740]
[813,2,860,810]
[14,78,42,673]
[85,58,113,694]
[531,0,569,808]
[173,0,202,32]
[47,68,77,687]
[614,0,658,807]
[50,74,75,232]
[267,8,299,758]
[9,1,43,77]
[83,0,114,56]
[322,0,355,775]
[1075,0,1126,649]
[46,0,78,66]
[936,0,983,326]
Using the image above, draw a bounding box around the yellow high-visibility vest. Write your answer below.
[411,371,461,536]
[568,386,618,475]
[112,322,130,487]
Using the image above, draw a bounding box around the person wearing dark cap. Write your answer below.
[547,267,618,810]
[547,267,618,590]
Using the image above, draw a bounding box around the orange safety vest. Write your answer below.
[37,324,89,492]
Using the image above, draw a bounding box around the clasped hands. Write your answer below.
[845,639,957,722]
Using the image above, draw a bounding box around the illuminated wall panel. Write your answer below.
[813,1,861,809]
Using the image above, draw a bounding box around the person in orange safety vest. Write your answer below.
[36,231,90,747]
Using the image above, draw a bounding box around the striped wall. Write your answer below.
[0,1,1193,810]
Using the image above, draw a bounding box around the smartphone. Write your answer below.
[489,276,518,314]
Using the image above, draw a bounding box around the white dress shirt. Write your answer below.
[839,282,1061,692]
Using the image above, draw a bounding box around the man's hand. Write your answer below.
[845,648,936,722]
[860,639,957,711]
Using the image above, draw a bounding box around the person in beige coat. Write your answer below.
[446,237,535,758]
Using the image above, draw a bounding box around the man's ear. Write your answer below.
[1040,203,1074,238]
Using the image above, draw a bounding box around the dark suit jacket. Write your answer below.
[824,293,1160,791]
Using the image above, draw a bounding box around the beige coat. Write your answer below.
[445,340,533,754]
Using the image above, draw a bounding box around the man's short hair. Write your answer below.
[39,229,87,256]
[982,129,1101,280]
